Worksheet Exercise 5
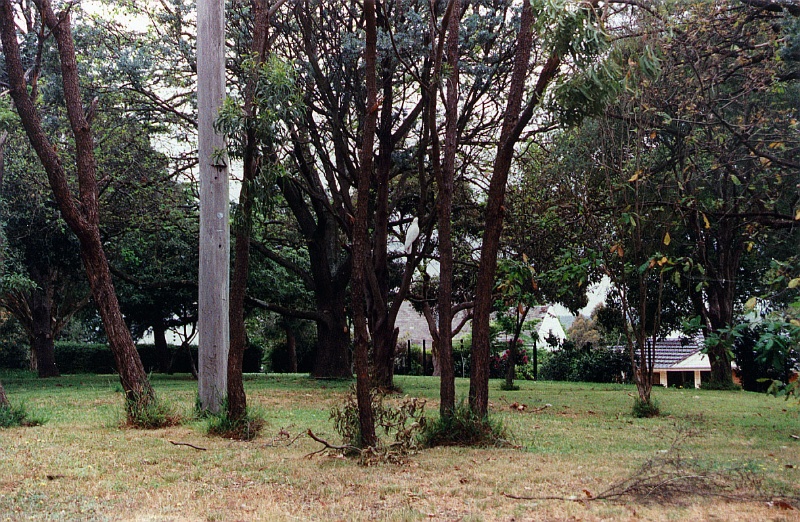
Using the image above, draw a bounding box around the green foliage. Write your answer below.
[329,388,427,455]
[764,378,800,404]
[50,342,263,374]
[422,399,510,448]
[539,345,629,383]
[631,397,660,418]
[0,402,45,428]
[206,402,265,441]
[125,391,181,429]
[699,380,742,392]
[0,316,29,370]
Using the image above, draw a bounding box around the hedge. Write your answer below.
[51,342,264,374]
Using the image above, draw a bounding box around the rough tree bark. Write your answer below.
[469,0,537,418]
[29,267,59,378]
[0,0,154,414]
[227,0,274,422]
[0,129,6,408]
[351,0,379,448]
[425,0,460,417]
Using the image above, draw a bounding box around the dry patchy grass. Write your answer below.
[0,373,798,521]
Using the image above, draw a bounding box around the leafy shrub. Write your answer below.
[0,316,29,370]
[732,323,799,392]
[55,343,116,373]
[207,402,264,440]
[538,348,575,381]
[329,388,427,458]
[0,402,46,428]
[539,346,628,383]
[631,397,661,418]
[422,399,510,448]
[125,391,181,429]
[52,342,264,374]
[0,340,28,370]
[700,379,742,391]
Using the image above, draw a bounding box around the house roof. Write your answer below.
[651,338,704,369]
[613,337,709,371]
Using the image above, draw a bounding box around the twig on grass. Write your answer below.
[262,427,303,448]
[168,440,207,451]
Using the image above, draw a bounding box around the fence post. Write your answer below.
[407,339,411,375]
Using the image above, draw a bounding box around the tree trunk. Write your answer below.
[689,218,740,387]
[0,2,155,417]
[435,0,460,417]
[470,0,536,418]
[227,174,251,420]
[0,380,7,408]
[504,341,517,389]
[152,322,171,373]
[312,293,352,378]
[30,280,59,378]
[284,324,298,373]
[371,323,399,389]
[350,0,379,449]
[368,55,396,391]
[197,0,230,414]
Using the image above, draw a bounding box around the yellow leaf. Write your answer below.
[747,242,754,252]
[628,170,641,182]
[788,278,800,289]
[791,319,800,327]
[744,297,757,311]
[663,232,671,246]
[768,142,784,149]
[759,157,771,166]
[795,208,800,221]
[702,213,710,229]
[522,253,528,264]
[658,256,668,266]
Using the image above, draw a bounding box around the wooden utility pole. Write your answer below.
[197,0,229,414]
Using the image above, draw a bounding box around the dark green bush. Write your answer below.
[54,343,116,374]
[0,317,29,370]
[631,397,661,418]
[0,402,46,428]
[206,400,264,440]
[52,342,264,374]
[422,399,510,448]
[539,346,628,383]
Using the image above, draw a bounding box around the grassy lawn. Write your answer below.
[1,372,798,521]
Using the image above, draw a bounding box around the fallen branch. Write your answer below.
[502,425,774,505]
[304,429,361,459]
[168,440,207,451]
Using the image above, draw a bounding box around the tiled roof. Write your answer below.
[613,337,704,369]
[651,338,703,369]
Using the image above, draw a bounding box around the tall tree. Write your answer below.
[469,0,538,418]
[0,0,157,419]
[352,0,378,448]
[220,0,295,421]
[197,0,229,414]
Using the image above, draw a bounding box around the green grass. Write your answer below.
[1,371,798,520]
